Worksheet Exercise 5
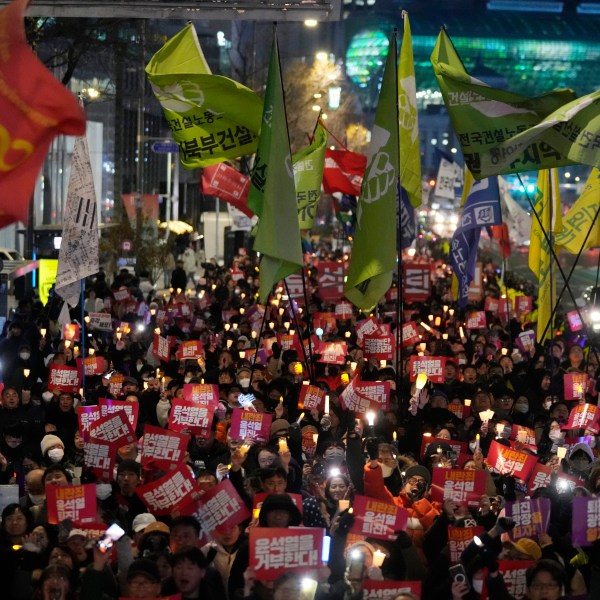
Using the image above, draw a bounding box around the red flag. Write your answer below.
[0,0,85,228]
[491,223,511,258]
[322,148,366,196]
[201,163,254,217]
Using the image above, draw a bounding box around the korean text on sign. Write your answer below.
[137,464,200,516]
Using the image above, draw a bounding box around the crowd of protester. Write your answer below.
[0,242,598,600]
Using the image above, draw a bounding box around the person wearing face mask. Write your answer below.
[21,468,46,509]
[236,365,252,390]
[565,443,595,480]
[40,434,69,468]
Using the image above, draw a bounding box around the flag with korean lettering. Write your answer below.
[450,172,502,307]
[293,123,327,230]
[201,162,253,217]
[168,399,214,435]
[409,356,446,384]
[529,169,562,343]
[152,334,172,361]
[487,440,538,482]
[350,495,408,541]
[250,527,325,580]
[145,23,262,168]
[55,122,100,307]
[84,438,115,480]
[448,527,484,564]
[572,496,600,546]
[563,371,588,401]
[88,411,136,450]
[46,484,97,524]
[48,365,80,393]
[230,408,272,443]
[0,0,86,230]
[141,425,188,471]
[431,27,581,179]
[340,376,390,413]
[192,479,250,539]
[183,383,219,407]
[556,167,600,253]
[137,463,201,516]
[362,581,421,600]
[248,35,303,303]
[345,33,398,312]
[299,384,325,411]
[99,398,139,431]
[430,468,486,508]
[505,498,550,541]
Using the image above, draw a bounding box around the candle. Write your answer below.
[161,376,165,392]
[350,361,357,372]
[296,411,305,424]
[40,328,46,337]
[89,348,95,356]
[416,372,428,390]
[278,437,289,454]
[372,549,387,568]
[479,409,494,422]
[393,431,397,442]
[380,360,387,368]
[556,446,567,459]
[312,433,319,443]
[252,508,260,520]
[464,399,471,407]
[239,443,250,457]
[475,433,480,450]
[324,394,330,414]
[23,368,30,378]
[338,499,350,511]
[366,411,375,427]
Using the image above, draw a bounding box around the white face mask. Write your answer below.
[239,377,251,388]
[28,493,46,506]
[515,404,528,413]
[47,448,64,463]
[549,430,564,442]
[96,483,113,500]
[42,391,54,402]
[381,464,394,478]
[19,352,31,361]
[136,362,144,372]
[458,358,467,365]
[184,377,192,384]
[472,578,484,594]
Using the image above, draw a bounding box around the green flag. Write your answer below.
[146,24,263,169]
[431,28,590,179]
[250,35,303,304]
[345,33,399,312]
[399,12,422,208]
[293,123,328,230]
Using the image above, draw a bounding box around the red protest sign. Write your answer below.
[168,399,214,436]
[430,468,486,507]
[409,356,446,383]
[467,311,486,329]
[420,437,467,460]
[107,374,125,398]
[141,425,188,470]
[447,402,471,421]
[489,561,534,600]
[229,409,272,443]
[484,296,499,313]
[401,321,420,347]
[487,441,537,482]
[277,333,301,354]
[315,341,347,365]
[572,496,600,546]
[299,384,325,411]
[340,377,390,414]
[317,261,345,302]
[565,403,598,429]
[113,287,130,303]
[564,373,588,402]
[192,479,250,539]
[78,405,101,442]
[350,495,408,541]
[88,411,136,450]
[249,527,324,580]
[527,463,552,495]
[515,296,533,314]
[48,365,80,393]
[77,357,104,377]
[509,425,537,451]
[335,301,354,320]
[505,498,550,541]
[183,384,219,407]
[83,439,115,480]
[152,334,172,361]
[313,312,337,335]
[448,526,484,564]
[403,262,431,302]
[137,464,201,516]
[363,334,394,361]
[356,316,381,345]
[362,581,421,600]
[99,398,139,431]
[46,484,97,524]
[177,340,204,361]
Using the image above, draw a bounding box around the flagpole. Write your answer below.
[299,268,317,382]
[548,170,555,339]
[284,279,314,383]
[248,292,271,390]
[80,280,86,402]
[515,172,597,354]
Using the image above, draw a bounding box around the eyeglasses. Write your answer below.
[407,477,425,486]
[530,582,559,591]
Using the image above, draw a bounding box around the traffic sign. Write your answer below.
[152,141,179,154]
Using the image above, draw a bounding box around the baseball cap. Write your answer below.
[127,559,160,583]
[132,513,157,533]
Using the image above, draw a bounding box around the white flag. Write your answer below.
[55,133,99,306]
[435,157,463,200]
[499,176,532,246]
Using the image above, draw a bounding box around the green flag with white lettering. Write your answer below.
[345,33,398,312]
[293,123,327,230]
[430,28,599,179]
[249,35,303,304]
[146,24,263,169]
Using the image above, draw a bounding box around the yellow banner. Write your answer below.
[39,259,58,305]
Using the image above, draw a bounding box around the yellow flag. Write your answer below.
[529,169,562,343]
[555,168,600,253]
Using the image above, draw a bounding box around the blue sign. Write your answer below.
[151,141,179,154]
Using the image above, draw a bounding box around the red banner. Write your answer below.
[317,261,345,302]
[362,581,422,600]
[46,484,96,524]
[168,399,214,435]
[565,402,598,428]
[315,341,347,365]
[141,425,188,470]
[183,384,220,407]
[334,300,354,320]
[137,464,201,516]
[152,334,172,362]
[229,409,272,443]
[201,162,253,217]
[249,527,325,580]
[299,384,326,411]
[78,406,101,441]
[401,321,421,347]
[76,357,104,378]
[99,398,139,431]
[409,356,446,383]
[83,439,115,480]
[349,495,408,541]
[356,316,382,344]
[313,312,337,335]
[363,334,394,361]
[48,365,80,393]
[487,441,537,482]
[322,148,366,196]
[527,463,552,495]
[340,377,390,413]
[448,526,484,564]
[403,263,431,303]
[489,561,534,600]
[192,479,250,539]
[467,311,486,329]
[515,295,533,314]
[176,340,204,361]
[431,468,486,507]
[88,412,136,450]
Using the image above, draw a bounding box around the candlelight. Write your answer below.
[338,499,350,511]
[416,372,428,390]
[366,411,375,427]
[464,399,471,407]
[89,348,95,356]
[372,549,387,568]
[40,328,46,337]
[23,368,30,378]
[226,339,233,349]
[556,446,567,459]
[324,394,330,414]
[278,437,289,454]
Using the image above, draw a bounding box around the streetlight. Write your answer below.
[304,19,318,27]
